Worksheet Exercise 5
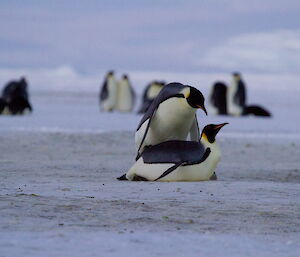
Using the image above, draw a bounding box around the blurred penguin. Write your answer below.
[99,71,118,112]
[1,77,32,115]
[116,74,135,112]
[209,81,227,115]
[138,81,165,113]
[227,72,246,116]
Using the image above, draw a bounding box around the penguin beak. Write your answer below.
[214,123,228,131]
[196,105,208,115]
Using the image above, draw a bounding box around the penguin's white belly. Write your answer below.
[117,85,133,112]
[102,81,117,111]
[227,82,242,116]
[135,98,196,151]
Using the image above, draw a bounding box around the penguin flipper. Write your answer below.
[189,115,200,141]
[132,175,149,181]
[154,162,182,181]
[136,111,156,160]
[117,174,128,180]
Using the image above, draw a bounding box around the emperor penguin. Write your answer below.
[209,81,228,115]
[135,82,207,160]
[118,123,228,181]
[138,81,165,113]
[1,77,32,115]
[116,74,135,112]
[99,71,118,112]
[227,72,246,116]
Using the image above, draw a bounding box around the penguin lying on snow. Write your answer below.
[138,81,165,113]
[135,82,207,160]
[118,123,228,182]
[1,77,32,115]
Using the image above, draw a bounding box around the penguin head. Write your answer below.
[232,72,241,81]
[107,71,114,77]
[122,74,128,80]
[185,86,207,115]
[201,123,228,143]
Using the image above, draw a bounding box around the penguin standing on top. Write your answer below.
[116,74,135,112]
[118,123,227,181]
[1,77,32,115]
[227,72,246,116]
[99,71,118,112]
[138,81,165,113]
[135,82,207,160]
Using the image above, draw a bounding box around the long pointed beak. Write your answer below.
[214,122,229,130]
[196,105,208,115]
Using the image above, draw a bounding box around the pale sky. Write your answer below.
[0,0,299,73]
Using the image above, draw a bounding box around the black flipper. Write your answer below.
[117,174,128,180]
[132,175,149,181]
[154,147,211,181]
[154,162,182,181]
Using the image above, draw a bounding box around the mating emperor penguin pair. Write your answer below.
[99,71,135,112]
[118,82,228,182]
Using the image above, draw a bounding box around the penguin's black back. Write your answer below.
[99,79,108,101]
[2,79,28,101]
[8,97,32,115]
[142,140,207,164]
[210,82,227,115]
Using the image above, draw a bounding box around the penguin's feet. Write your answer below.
[209,172,217,180]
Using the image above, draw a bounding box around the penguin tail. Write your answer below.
[117,174,128,181]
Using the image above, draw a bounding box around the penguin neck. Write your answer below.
[227,78,242,116]
[107,76,116,85]
[200,134,219,153]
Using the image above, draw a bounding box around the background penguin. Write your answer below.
[210,73,272,117]
[116,74,135,112]
[138,81,165,114]
[1,77,32,115]
[118,123,227,182]
[99,71,118,112]
[227,72,246,116]
[209,81,227,115]
[135,82,207,160]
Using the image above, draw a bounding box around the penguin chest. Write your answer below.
[148,98,196,143]
[117,84,133,111]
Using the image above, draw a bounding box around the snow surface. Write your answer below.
[0,72,300,257]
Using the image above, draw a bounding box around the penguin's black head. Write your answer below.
[232,72,241,80]
[107,71,114,76]
[186,86,207,115]
[122,74,128,80]
[201,123,228,143]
